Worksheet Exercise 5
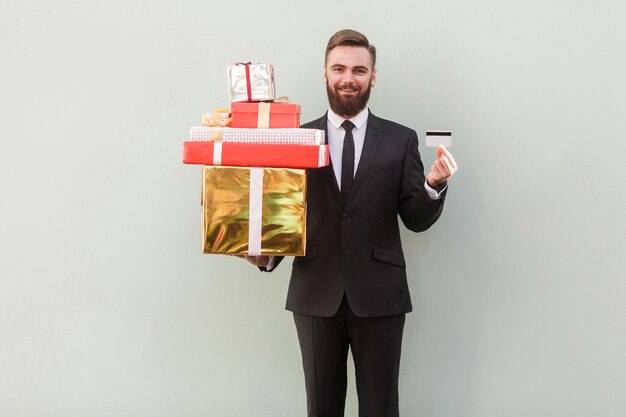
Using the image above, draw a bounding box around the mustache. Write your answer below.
[337,84,359,92]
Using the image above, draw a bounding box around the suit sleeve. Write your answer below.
[398,130,447,232]
[258,255,285,272]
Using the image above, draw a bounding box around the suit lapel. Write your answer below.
[345,113,383,206]
[310,114,343,206]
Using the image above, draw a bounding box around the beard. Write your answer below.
[326,81,372,118]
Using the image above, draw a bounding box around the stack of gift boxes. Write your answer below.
[183,62,328,256]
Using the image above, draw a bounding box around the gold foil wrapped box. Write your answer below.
[227,63,275,103]
[202,166,306,256]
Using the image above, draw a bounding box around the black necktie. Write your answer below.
[341,120,355,203]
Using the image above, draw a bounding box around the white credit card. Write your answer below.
[425,130,452,147]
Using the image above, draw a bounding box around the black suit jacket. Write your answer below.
[270,111,446,318]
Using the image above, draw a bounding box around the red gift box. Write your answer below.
[231,102,300,128]
[183,141,329,168]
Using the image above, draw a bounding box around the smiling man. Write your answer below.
[246,29,457,416]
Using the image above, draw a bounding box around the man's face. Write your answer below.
[324,45,376,118]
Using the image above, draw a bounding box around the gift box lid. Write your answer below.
[189,127,324,145]
[231,102,301,114]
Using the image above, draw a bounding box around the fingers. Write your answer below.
[435,146,457,175]
[437,145,458,171]
[440,156,456,176]
[428,156,456,185]
[244,255,270,267]
[226,254,269,267]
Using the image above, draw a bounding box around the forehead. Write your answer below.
[326,45,373,69]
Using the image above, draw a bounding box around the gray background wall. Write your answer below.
[1,0,625,416]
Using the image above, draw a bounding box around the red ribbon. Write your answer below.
[236,62,253,102]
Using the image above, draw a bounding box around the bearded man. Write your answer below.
[245,29,458,417]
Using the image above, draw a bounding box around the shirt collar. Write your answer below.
[327,107,369,130]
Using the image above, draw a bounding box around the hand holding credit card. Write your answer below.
[424,131,458,187]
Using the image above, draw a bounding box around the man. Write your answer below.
[244,29,457,417]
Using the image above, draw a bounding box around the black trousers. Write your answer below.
[293,296,406,417]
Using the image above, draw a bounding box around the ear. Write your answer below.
[323,67,328,85]
[370,68,377,87]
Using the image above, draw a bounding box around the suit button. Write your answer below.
[342,212,348,218]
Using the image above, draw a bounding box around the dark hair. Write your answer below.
[325,29,376,68]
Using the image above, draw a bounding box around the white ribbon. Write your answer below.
[257,102,271,128]
[213,142,222,165]
[248,168,263,256]
[209,126,224,141]
[318,146,326,166]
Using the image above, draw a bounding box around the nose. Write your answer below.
[341,69,356,84]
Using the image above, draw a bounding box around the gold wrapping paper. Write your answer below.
[202,166,306,255]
